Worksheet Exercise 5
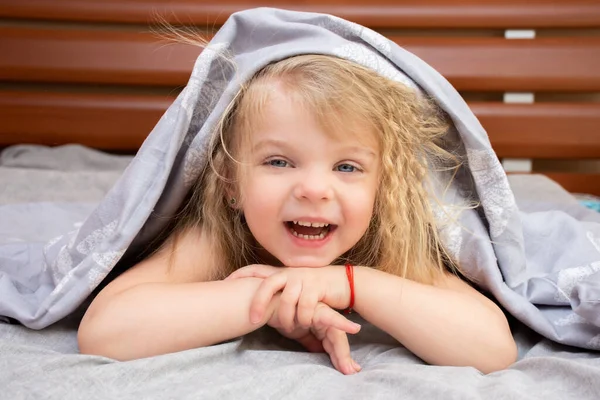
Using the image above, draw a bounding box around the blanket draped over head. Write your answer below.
[1,8,599,350]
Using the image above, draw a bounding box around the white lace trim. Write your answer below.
[554,261,600,303]
[554,312,590,327]
[76,220,118,256]
[87,249,126,289]
[467,148,516,238]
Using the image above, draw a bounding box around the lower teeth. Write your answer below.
[290,228,327,240]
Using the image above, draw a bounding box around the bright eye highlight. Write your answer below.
[336,163,359,173]
[266,159,289,168]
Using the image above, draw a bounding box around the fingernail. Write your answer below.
[353,323,362,331]
[353,361,362,371]
[250,313,261,324]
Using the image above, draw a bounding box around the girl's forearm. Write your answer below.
[353,267,516,373]
[78,278,271,360]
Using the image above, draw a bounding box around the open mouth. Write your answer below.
[285,221,337,240]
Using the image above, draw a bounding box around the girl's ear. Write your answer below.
[228,196,239,208]
[225,186,242,209]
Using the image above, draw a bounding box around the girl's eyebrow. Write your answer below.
[253,138,377,159]
[343,145,378,160]
[252,138,290,152]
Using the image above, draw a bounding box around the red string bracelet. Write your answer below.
[344,263,355,314]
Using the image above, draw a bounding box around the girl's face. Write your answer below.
[235,82,381,267]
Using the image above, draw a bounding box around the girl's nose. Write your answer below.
[293,169,334,202]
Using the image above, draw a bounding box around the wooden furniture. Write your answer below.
[1,0,599,194]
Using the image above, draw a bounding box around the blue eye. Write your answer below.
[336,163,358,173]
[267,159,289,168]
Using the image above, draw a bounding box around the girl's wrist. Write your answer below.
[343,263,355,314]
[349,266,375,315]
[324,264,359,311]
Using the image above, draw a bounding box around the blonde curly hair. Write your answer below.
[171,53,464,284]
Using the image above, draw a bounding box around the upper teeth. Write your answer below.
[293,221,329,228]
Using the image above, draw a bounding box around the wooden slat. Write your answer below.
[0,91,172,150]
[0,27,200,87]
[0,0,599,28]
[544,173,600,196]
[473,102,600,159]
[2,92,600,158]
[2,27,600,91]
[392,37,600,92]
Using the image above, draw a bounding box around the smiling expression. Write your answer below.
[234,82,381,267]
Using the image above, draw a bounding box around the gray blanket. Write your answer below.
[1,145,599,399]
[1,7,599,396]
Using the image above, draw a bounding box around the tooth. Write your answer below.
[293,221,298,225]
[318,232,325,239]
[292,230,298,237]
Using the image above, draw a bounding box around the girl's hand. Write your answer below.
[226,264,352,331]
[312,320,362,375]
[267,296,361,375]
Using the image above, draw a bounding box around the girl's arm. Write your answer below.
[79,278,275,360]
[352,266,517,373]
[78,227,274,360]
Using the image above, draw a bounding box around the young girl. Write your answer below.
[77,50,516,374]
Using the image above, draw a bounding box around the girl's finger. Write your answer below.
[323,328,360,375]
[325,328,358,375]
[278,279,303,333]
[297,286,319,329]
[321,337,342,373]
[225,264,277,280]
[326,328,359,375]
[313,304,361,335]
[250,273,288,323]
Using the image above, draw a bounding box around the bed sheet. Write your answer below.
[1,145,599,400]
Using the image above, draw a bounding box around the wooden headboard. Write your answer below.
[1,0,599,195]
